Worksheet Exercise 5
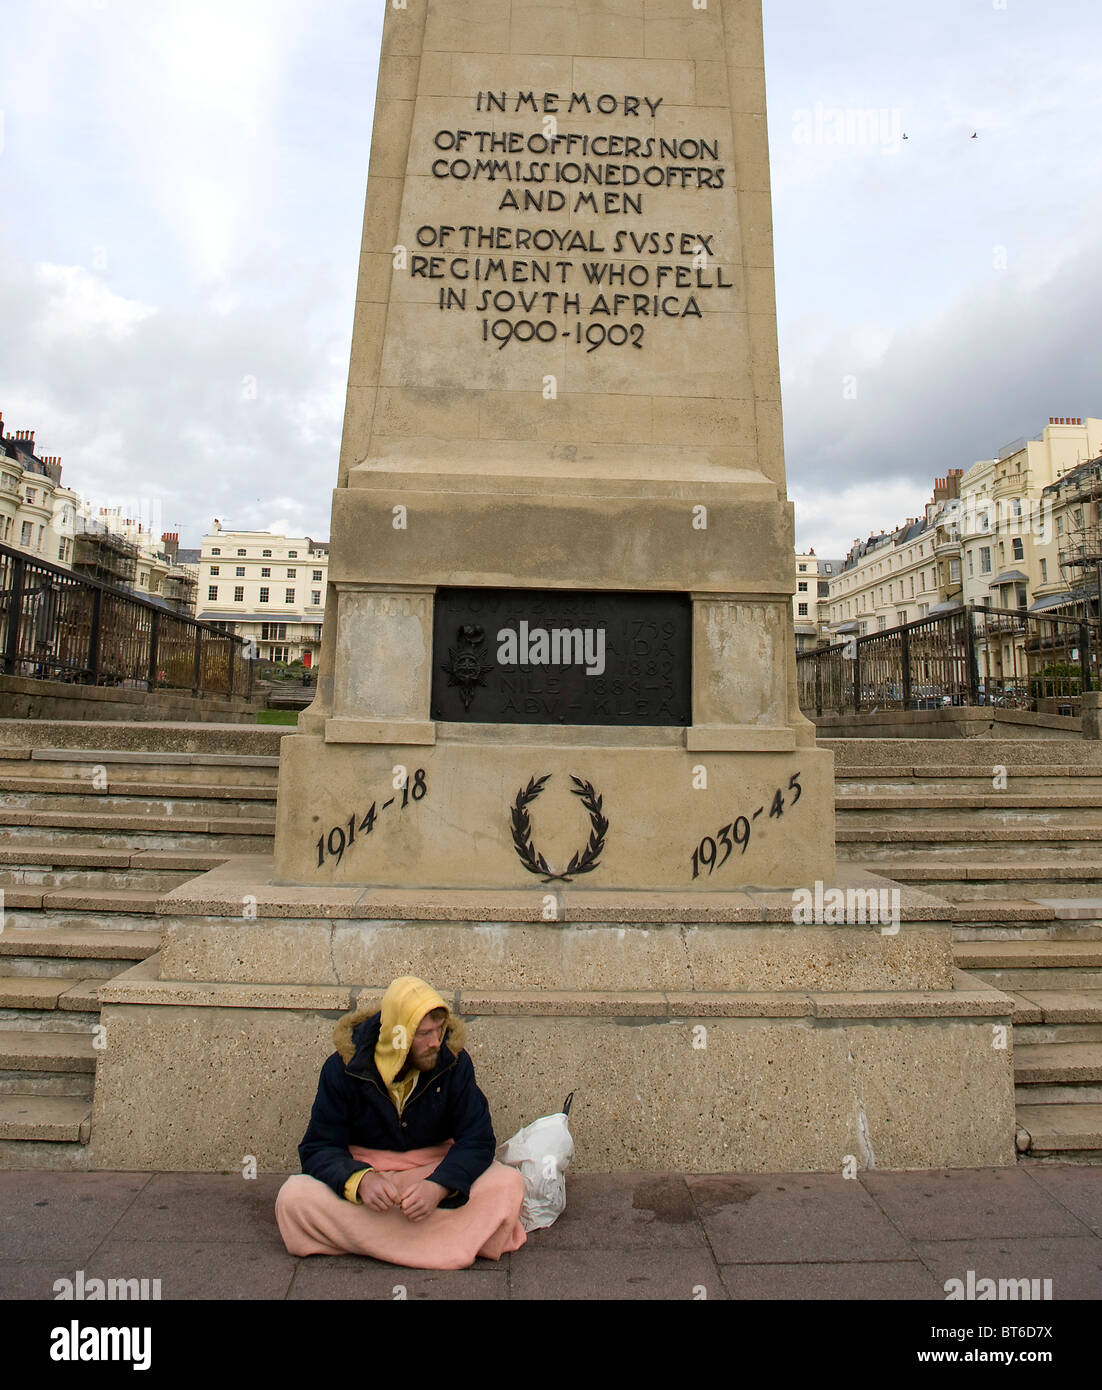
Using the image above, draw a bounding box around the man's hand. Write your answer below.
[358,1171,401,1212]
[400,1179,446,1223]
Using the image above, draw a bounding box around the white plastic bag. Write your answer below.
[496,1093,575,1232]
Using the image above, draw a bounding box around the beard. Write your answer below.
[409,1047,439,1072]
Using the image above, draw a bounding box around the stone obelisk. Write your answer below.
[274,0,836,892]
[92,0,1014,1179]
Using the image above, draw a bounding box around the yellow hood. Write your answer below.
[372,976,448,1087]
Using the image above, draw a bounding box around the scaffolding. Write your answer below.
[71,518,140,588]
[1056,457,1102,620]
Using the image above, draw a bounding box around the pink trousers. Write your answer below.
[275,1141,527,1270]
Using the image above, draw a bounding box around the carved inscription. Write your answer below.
[412,88,735,350]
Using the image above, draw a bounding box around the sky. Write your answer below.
[1,0,1100,558]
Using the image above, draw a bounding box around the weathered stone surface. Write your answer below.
[91,1002,1014,1172]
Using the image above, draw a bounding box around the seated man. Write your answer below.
[275,975,526,1270]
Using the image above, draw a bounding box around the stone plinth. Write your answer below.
[88,859,1017,1174]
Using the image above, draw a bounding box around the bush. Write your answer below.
[1029,661,1083,699]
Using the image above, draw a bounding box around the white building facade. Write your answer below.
[195,522,329,668]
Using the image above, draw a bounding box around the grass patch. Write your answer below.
[257,710,300,725]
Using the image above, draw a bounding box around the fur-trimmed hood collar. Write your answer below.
[333,997,467,1071]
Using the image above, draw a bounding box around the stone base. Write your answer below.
[272,732,835,891]
[87,860,1017,1174]
[91,964,1015,1174]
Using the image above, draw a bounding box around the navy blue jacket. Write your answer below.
[298,1008,495,1207]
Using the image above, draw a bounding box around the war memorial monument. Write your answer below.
[93,0,1015,1174]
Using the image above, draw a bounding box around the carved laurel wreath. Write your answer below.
[511,774,608,883]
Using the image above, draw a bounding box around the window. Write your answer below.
[236,566,245,577]
[237,548,246,556]
[979,547,991,574]
[25,488,36,505]
[1012,538,1024,561]
[259,587,269,603]
[285,588,295,604]
[877,616,887,631]
[288,550,297,558]
[949,560,960,582]
[208,585,218,601]
[798,582,807,592]
[234,586,244,602]
[798,603,808,616]
[37,526,44,549]
[261,567,271,578]
[3,517,11,541]
[998,541,1005,564]
[1016,584,1027,610]
[263,549,272,558]
[312,590,321,605]
[261,623,288,641]
[210,565,220,576]
[1040,558,1048,583]
[20,521,32,545]
[968,552,974,576]
[312,570,322,582]
[1056,516,1064,535]
[212,547,221,555]
[798,564,807,573]
[898,611,908,626]
[817,582,828,598]
[287,568,296,578]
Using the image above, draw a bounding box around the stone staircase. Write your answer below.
[3,725,1101,1168]
[0,728,280,1168]
[832,741,1102,1165]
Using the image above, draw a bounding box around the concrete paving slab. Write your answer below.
[287,1259,508,1300]
[912,1235,1102,1300]
[1024,1166,1102,1232]
[719,1259,944,1300]
[0,1171,151,1259]
[524,1173,706,1249]
[686,1172,912,1263]
[507,1248,723,1300]
[860,1167,1087,1240]
[107,1172,288,1246]
[80,1240,296,1300]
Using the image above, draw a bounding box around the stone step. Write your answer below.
[0,818,273,853]
[0,809,274,835]
[0,721,287,756]
[955,942,1102,970]
[2,756,280,788]
[1015,1082,1102,1105]
[1017,1104,1102,1154]
[0,976,105,1012]
[975,968,1102,992]
[0,1072,93,1097]
[1010,990,1102,1024]
[0,787,276,818]
[0,1093,91,1142]
[0,845,227,893]
[0,930,160,979]
[0,1030,96,1073]
[853,862,1102,897]
[840,826,1102,850]
[1014,1042,1102,1084]
[838,803,1102,825]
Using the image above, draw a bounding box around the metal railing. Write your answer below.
[0,543,253,699]
[798,603,1096,718]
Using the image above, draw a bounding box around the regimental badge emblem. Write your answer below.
[441,624,494,711]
